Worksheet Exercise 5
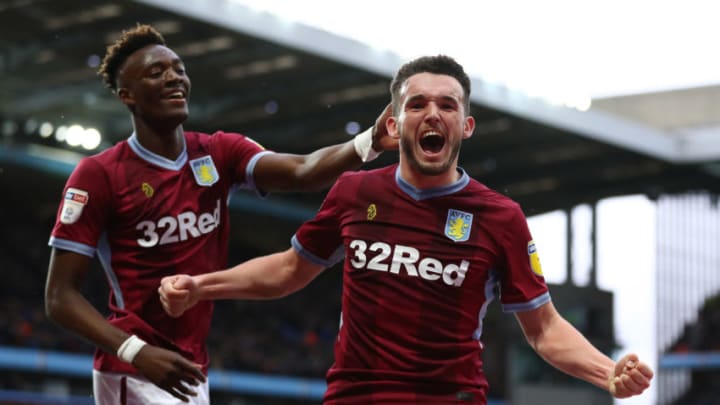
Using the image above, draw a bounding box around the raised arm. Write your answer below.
[45,248,206,401]
[252,103,395,192]
[515,301,653,398]
[159,247,325,317]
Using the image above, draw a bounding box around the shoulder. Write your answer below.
[467,177,525,217]
[185,130,251,144]
[76,141,128,172]
[336,165,394,186]
[186,130,267,154]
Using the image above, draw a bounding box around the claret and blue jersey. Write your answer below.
[49,131,269,375]
[293,164,551,404]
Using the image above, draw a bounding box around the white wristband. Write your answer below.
[117,335,148,364]
[353,127,381,162]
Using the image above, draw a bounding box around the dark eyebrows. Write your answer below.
[439,95,460,105]
[144,57,184,71]
[405,94,425,105]
[405,94,460,105]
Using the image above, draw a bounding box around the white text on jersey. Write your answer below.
[136,199,221,247]
[348,239,468,287]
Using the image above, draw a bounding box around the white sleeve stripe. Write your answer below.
[48,237,95,257]
[501,291,552,313]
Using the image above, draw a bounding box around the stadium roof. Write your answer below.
[2,0,719,251]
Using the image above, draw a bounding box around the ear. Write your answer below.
[386,115,400,140]
[117,88,135,108]
[463,116,475,140]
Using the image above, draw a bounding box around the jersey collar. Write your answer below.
[128,132,188,171]
[395,166,469,201]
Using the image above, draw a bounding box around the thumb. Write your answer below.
[615,353,639,377]
[609,353,639,396]
[172,275,194,290]
[160,275,178,287]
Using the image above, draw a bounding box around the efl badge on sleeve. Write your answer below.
[445,209,472,242]
[527,240,544,276]
[60,188,89,224]
[189,156,219,187]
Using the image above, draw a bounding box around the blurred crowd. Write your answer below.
[3,213,719,403]
[0,217,340,379]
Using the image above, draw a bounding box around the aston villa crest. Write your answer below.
[189,155,219,186]
[445,209,472,242]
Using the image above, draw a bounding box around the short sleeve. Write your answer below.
[497,204,550,313]
[210,131,270,193]
[48,157,112,257]
[292,178,345,267]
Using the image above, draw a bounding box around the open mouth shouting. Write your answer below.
[419,130,445,155]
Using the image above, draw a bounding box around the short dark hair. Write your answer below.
[389,55,471,115]
[98,24,166,91]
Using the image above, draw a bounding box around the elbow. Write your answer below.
[293,173,327,191]
[291,157,339,191]
[523,327,547,355]
[44,286,67,324]
[258,282,300,299]
[44,294,61,323]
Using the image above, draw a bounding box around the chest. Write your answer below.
[106,158,229,242]
[340,194,502,291]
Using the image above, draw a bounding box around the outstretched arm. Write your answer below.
[515,301,653,398]
[45,248,206,402]
[159,247,325,317]
[253,103,395,192]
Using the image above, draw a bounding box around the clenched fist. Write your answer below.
[608,353,654,398]
[158,274,200,318]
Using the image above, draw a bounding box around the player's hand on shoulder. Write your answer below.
[133,344,205,402]
[158,274,197,318]
[608,353,654,398]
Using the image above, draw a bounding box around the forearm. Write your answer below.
[529,316,615,390]
[255,140,360,192]
[194,248,314,300]
[45,288,129,354]
[294,140,362,189]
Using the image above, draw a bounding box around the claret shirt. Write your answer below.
[292,164,550,404]
[49,131,269,375]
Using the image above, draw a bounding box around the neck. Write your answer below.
[397,160,460,190]
[132,117,185,160]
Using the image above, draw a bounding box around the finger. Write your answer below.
[159,281,175,298]
[160,281,190,300]
[166,290,190,301]
[627,368,651,390]
[619,373,643,393]
[158,285,170,300]
[160,275,181,291]
[160,277,179,292]
[174,380,199,396]
[608,376,621,397]
[173,275,194,290]
[157,291,178,313]
[164,386,190,403]
[158,296,184,318]
[179,360,207,383]
[635,362,654,379]
[191,365,207,383]
[174,364,202,386]
[614,353,637,377]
